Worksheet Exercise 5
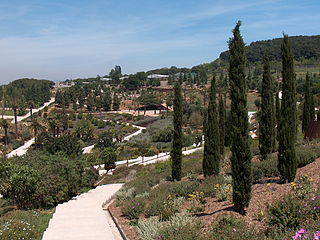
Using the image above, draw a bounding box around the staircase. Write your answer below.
[42,184,123,240]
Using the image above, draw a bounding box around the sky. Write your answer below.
[0,0,319,83]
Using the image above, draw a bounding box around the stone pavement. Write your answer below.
[42,184,123,240]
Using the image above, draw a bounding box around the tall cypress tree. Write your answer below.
[203,76,220,176]
[228,21,252,214]
[271,91,277,152]
[302,73,312,133]
[259,57,273,160]
[310,75,315,121]
[218,94,225,155]
[171,80,183,181]
[278,34,297,183]
[275,91,281,141]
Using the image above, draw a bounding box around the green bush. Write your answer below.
[21,131,32,141]
[151,126,173,142]
[0,163,39,209]
[0,152,98,209]
[11,139,24,150]
[122,197,145,219]
[207,215,257,240]
[252,158,279,183]
[155,161,171,174]
[97,120,106,129]
[137,212,201,240]
[45,135,82,155]
[198,175,226,197]
[168,181,199,197]
[160,196,184,221]
[267,197,302,232]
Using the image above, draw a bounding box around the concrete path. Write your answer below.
[2,97,55,123]
[7,137,35,158]
[82,124,146,154]
[42,184,123,240]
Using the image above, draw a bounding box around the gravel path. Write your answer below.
[42,184,123,240]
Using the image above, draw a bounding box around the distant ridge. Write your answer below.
[219,35,320,62]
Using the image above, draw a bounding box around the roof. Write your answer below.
[147,74,169,79]
[304,121,320,140]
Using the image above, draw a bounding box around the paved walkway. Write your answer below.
[2,97,55,123]
[7,137,35,158]
[42,184,123,240]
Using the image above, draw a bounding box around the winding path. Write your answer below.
[6,98,55,158]
[2,97,55,123]
[42,184,123,240]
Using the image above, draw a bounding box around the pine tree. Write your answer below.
[171,80,183,181]
[203,76,220,176]
[302,73,312,133]
[259,57,273,160]
[218,94,225,155]
[278,34,297,183]
[228,21,252,214]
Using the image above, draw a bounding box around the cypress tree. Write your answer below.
[310,76,315,121]
[275,91,281,141]
[271,91,277,152]
[259,57,273,160]
[302,73,312,132]
[218,94,225,155]
[203,76,220,176]
[278,34,297,183]
[171,80,183,181]
[228,21,252,214]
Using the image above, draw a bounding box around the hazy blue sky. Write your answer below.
[0,0,319,83]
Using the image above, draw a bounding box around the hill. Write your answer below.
[219,35,320,62]
[0,78,54,108]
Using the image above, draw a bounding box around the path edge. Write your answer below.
[104,199,129,240]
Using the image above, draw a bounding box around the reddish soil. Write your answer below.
[108,157,320,239]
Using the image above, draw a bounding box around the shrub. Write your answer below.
[21,131,32,141]
[252,158,279,183]
[214,183,232,202]
[0,153,98,209]
[122,197,145,219]
[207,215,257,240]
[296,149,317,168]
[155,161,171,174]
[151,126,173,142]
[267,197,302,232]
[97,120,106,129]
[198,175,226,197]
[115,187,135,203]
[160,196,184,221]
[137,212,201,240]
[11,140,24,150]
[290,176,313,199]
[187,191,206,213]
[137,217,163,240]
[45,135,82,155]
[158,212,202,240]
[144,197,166,217]
[168,181,199,197]
[0,164,39,209]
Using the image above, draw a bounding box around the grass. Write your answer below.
[0,209,53,240]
